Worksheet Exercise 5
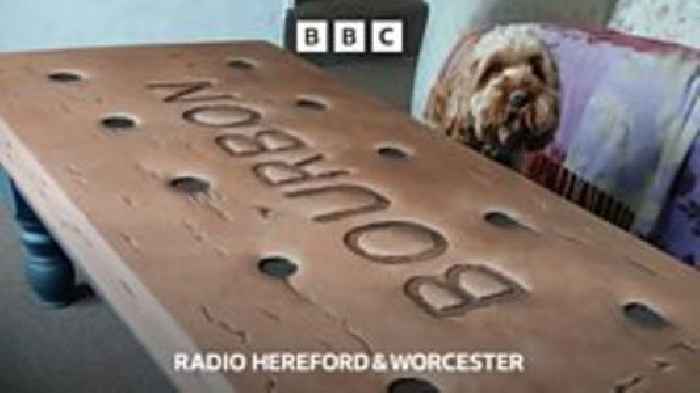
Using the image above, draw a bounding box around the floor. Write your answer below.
[0,59,414,393]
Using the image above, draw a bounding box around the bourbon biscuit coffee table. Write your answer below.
[0,42,698,393]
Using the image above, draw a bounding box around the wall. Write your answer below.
[0,0,291,52]
[609,0,700,50]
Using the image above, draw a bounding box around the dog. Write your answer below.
[424,23,700,267]
[424,25,560,167]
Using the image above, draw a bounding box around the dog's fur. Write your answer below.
[425,25,560,166]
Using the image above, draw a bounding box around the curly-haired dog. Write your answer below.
[425,23,700,267]
[425,25,560,166]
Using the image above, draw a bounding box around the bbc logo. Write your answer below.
[296,19,404,54]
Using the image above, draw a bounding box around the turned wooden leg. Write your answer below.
[10,179,76,308]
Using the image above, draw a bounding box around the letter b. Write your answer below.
[334,20,366,53]
[343,28,356,45]
[297,20,328,53]
[306,28,319,46]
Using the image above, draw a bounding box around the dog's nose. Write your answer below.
[509,90,528,108]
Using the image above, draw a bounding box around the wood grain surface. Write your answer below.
[0,42,698,393]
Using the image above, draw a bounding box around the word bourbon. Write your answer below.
[146,79,526,318]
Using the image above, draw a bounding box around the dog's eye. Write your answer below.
[529,55,546,82]
[478,61,504,87]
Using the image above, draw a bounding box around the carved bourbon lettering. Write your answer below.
[405,265,526,318]
[344,221,447,264]
[285,185,390,223]
[144,78,450,265]
[216,130,306,158]
[147,80,234,103]
[182,105,261,128]
[254,154,349,186]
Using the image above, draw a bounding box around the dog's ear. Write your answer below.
[469,59,479,77]
[425,79,450,129]
[471,56,498,91]
[539,49,559,89]
[425,72,473,142]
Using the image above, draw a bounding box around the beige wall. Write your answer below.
[0,0,290,52]
[609,0,700,49]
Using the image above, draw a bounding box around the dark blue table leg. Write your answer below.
[9,179,76,308]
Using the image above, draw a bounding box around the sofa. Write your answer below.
[411,0,700,267]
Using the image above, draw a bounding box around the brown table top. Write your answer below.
[0,41,698,392]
